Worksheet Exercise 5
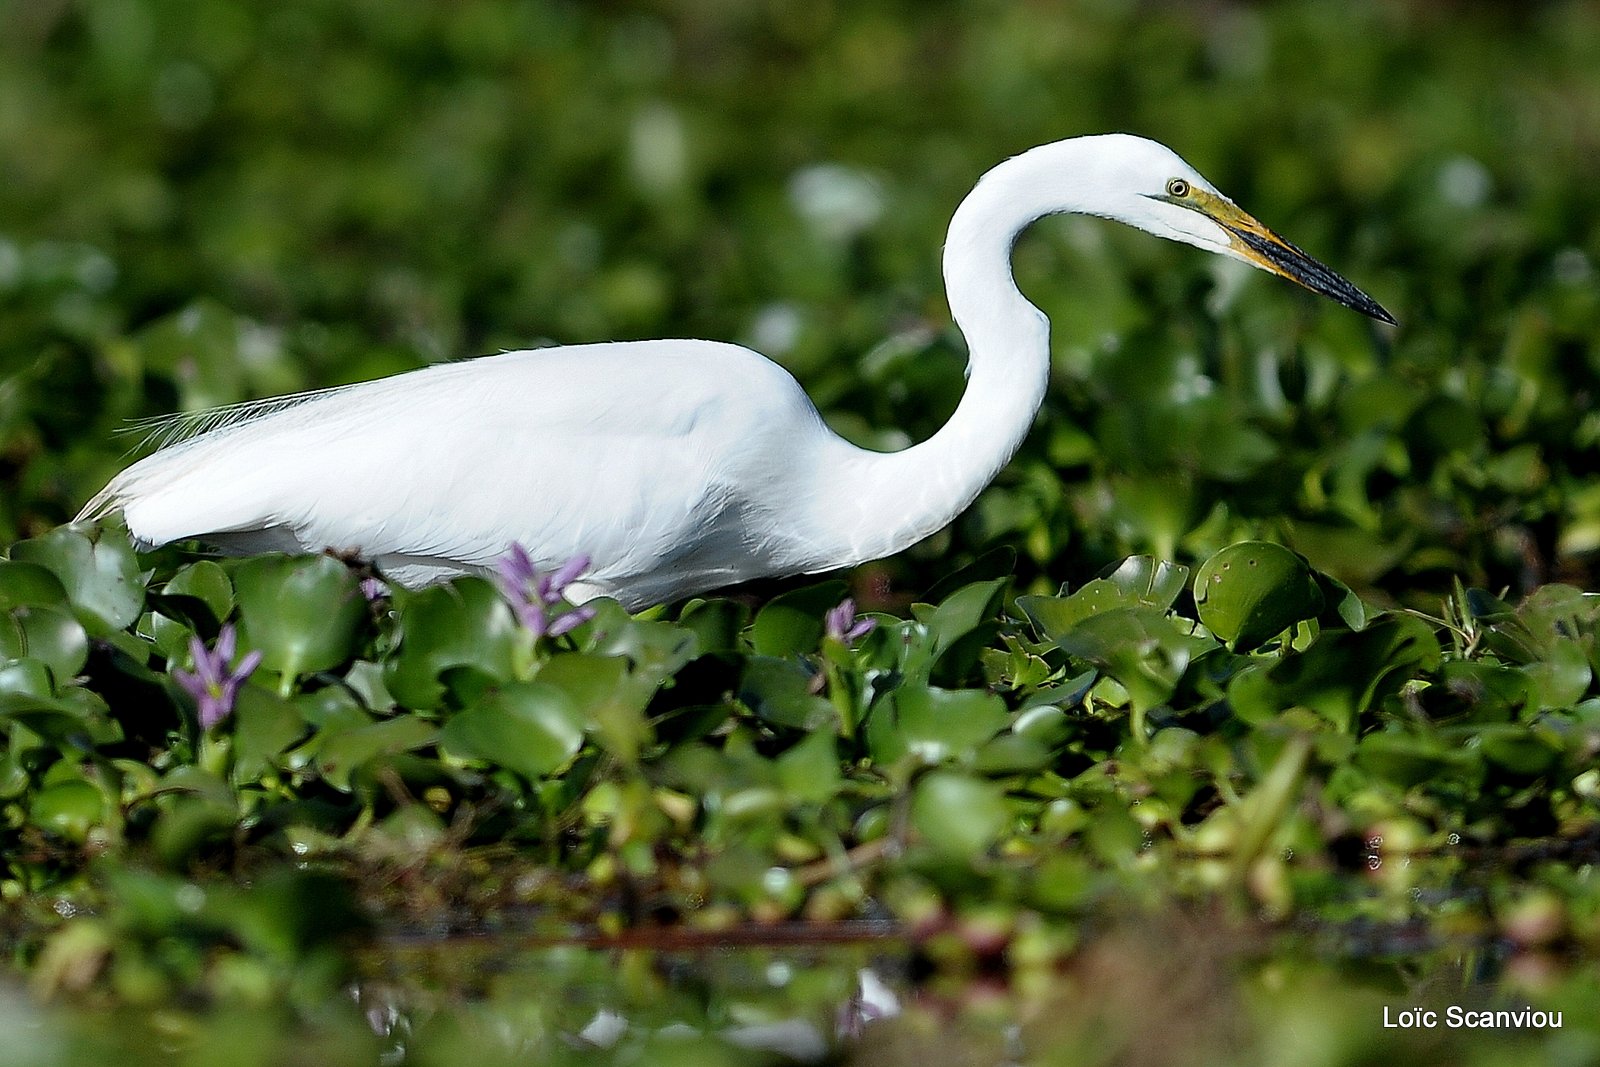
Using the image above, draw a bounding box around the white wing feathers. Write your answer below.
[82,340,827,601]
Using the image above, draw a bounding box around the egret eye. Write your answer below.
[1166,178,1191,198]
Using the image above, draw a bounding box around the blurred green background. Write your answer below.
[3,0,1598,607]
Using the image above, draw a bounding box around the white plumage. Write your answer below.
[81,135,1391,609]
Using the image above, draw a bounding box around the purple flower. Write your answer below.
[174,625,263,729]
[359,577,388,602]
[493,544,598,639]
[824,598,876,644]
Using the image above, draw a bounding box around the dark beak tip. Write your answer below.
[1230,225,1397,328]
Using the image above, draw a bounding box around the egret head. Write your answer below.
[1077,134,1396,324]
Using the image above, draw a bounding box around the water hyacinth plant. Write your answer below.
[825,597,877,644]
[172,624,263,729]
[493,544,599,638]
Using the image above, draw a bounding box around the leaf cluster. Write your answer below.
[6,528,1600,985]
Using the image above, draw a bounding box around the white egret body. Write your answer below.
[82,135,1391,608]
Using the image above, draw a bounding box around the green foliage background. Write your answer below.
[4,0,1599,601]
[4,2,1600,1065]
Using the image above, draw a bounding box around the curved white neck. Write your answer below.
[820,141,1103,566]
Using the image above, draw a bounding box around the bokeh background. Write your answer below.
[2,0,1598,596]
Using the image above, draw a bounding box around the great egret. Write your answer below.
[81,134,1393,609]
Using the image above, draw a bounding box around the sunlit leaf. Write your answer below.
[1193,542,1324,650]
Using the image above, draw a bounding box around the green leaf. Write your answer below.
[384,578,520,709]
[0,560,69,610]
[315,716,438,792]
[29,778,107,843]
[749,581,848,658]
[1102,555,1190,612]
[738,656,834,731]
[1314,571,1370,632]
[1522,639,1591,711]
[1355,732,1479,788]
[161,560,235,628]
[135,298,252,410]
[220,868,367,960]
[973,733,1053,775]
[1018,556,1188,641]
[921,546,1017,604]
[231,686,310,783]
[535,653,653,763]
[775,729,841,805]
[913,577,1008,657]
[0,604,89,682]
[1229,615,1440,731]
[589,616,698,688]
[151,789,239,865]
[0,658,55,703]
[1054,607,1196,713]
[911,771,1009,857]
[441,682,586,781]
[0,669,120,749]
[1471,724,1561,775]
[1430,661,1529,723]
[1193,541,1324,650]
[11,524,144,635]
[1012,701,1078,750]
[676,598,749,655]
[871,685,1010,766]
[233,555,367,682]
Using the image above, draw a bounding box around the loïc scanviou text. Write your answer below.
[1383,1006,1562,1029]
